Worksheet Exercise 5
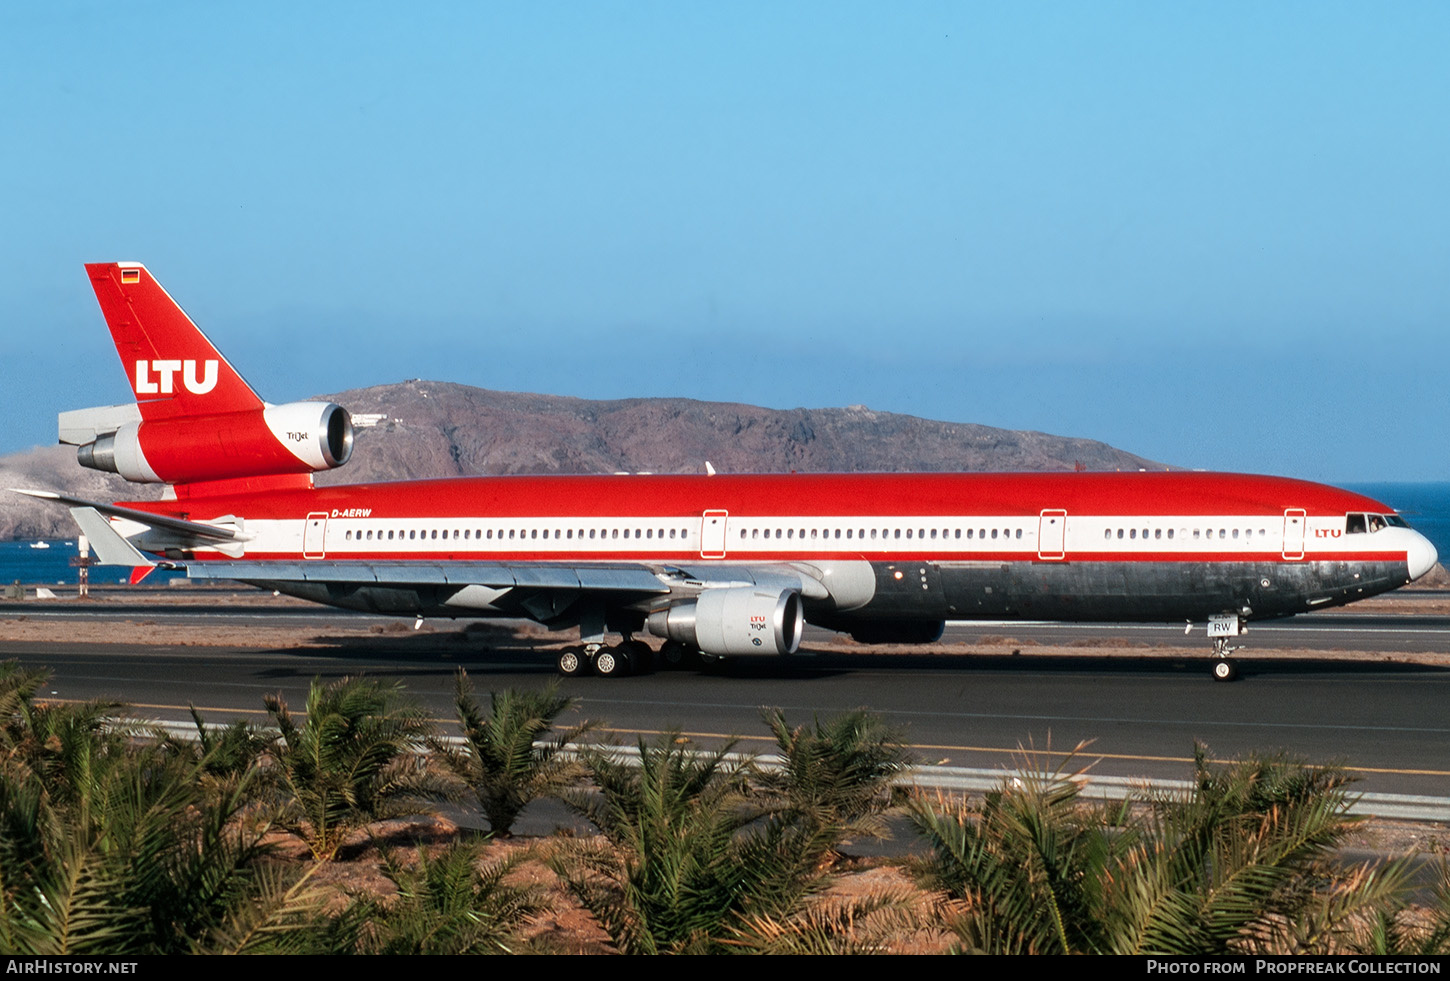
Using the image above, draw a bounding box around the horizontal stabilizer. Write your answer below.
[11,489,241,542]
[58,403,143,446]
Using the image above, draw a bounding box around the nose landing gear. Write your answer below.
[1204,613,1246,682]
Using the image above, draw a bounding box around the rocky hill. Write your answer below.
[1,382,1165,538]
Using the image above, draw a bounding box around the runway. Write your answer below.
[3,594,1448,809]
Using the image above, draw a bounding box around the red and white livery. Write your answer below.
[21,263,1438,681]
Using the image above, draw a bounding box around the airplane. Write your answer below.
[15,262,1439,682]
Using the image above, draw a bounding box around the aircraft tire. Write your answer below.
[660,641,700,670]
[624,640,654,674]
[1211,659,1237,683]
[594,647,628,677]
[557,648,585,678]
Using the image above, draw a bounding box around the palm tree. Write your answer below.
[554,735,785,954]
[430,671,594,836]
[0,667,325,955]
[909,743,1407,955]
[760,707,913,846]
[351,839,542,954]
[264,675,448,861]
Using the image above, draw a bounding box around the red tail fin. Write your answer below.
[86,262,263,421]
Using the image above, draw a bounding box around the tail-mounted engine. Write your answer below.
[647,586,805,657]
[62,400,353,485]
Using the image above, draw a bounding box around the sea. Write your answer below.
[4,481,1449,587]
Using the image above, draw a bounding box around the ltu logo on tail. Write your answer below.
[134,360,218,395]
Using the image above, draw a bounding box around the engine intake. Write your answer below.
[647,586,804,657]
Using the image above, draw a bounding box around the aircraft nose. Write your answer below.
[1407,530,1438,582]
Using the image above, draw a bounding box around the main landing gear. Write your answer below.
[1203,613,1246,683]
[556,638,656,678]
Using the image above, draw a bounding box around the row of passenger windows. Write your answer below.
[343,527,691,543]
[739,526,1023,541]
[1104,527,1269,541]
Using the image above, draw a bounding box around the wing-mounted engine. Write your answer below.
[646,586,805,657]
[61,400,353,485]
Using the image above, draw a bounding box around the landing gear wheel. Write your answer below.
[623,639,654,674]
[593,647,628,677]
[557,648,585,678]
[660,641,701,670]
[1211,659,1237,683]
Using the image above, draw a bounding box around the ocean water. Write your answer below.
[0,539,182,588]
[4,482,1449,586]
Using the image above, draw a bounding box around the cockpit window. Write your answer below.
[1346,513,1366,534]
[1386,514,1409,528]
[1367,514,1387,533]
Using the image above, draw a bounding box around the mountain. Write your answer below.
[2,382,1166,538]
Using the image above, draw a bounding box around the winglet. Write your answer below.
[66,506,157,568]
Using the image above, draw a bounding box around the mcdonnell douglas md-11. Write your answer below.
[16,263,1438,681]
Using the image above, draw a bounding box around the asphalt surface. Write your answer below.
[3,597,1448,805]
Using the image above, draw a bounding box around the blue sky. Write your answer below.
[3,2,1447,481]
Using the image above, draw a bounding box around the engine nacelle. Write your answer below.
[76,401,353,484]
[647,586,805,657]
[847,619,946,645]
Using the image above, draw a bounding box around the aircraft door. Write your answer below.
[1282,509,1306,560]
[700,510,728,559]
[1038,509,1067,560]
[303,511,328,559]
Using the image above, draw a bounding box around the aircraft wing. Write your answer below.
[182,560,670,593]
